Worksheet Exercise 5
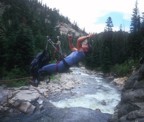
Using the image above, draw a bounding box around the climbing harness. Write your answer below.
[47,36,68,71]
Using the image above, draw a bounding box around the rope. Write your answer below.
[47,38,63,57]
[0,76,32,82]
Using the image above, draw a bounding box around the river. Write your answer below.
[49,66,121,114]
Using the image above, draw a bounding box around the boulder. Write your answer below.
[110,63,144,122]
[18,101,36,114]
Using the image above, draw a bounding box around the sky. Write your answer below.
[40,0,144,33]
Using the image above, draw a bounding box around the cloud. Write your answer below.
[41,0,144,33]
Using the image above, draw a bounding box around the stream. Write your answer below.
[49,67,121,114]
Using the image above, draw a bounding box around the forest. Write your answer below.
[0,0,144,84]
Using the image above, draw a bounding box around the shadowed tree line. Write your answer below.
[0,0,83,80]
[85,1,144,76]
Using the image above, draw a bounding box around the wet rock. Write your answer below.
[37,98,43,105]
[119,110,144,122]
[110,63,144,122]
[112,77,128,87]
[9,99,21,107]
[17,86,30,90]
[4,107,112,122]
[60,107,111,122]
[11,89,40,102]
[122,89,144,102]
[39,104,44,111]
[0,86,45,115]
[9,99,36,114]
[0,89,9,105]
[18,101,35,114]
[95,108,101,112]
[62,81,75,90]
[101,100,107,105]
[126,110,144,120]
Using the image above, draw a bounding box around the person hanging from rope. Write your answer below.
[30,33,95,87]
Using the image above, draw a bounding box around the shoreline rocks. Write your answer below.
[110,63,144,122]
[0,71,83,115]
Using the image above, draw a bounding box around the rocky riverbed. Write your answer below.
[0,66,123,122]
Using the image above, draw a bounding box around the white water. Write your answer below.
[50,67,121,114]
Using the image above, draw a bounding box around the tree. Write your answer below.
[130,0,140,33]
[119,24,122,31]
[0,0,85,79]
[140,12,144,35]
[128,0,144,59]
[105,17,113,32]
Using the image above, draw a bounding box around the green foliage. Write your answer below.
[0,0,72,80]
[111,63,130,76]
[7,80,27,87]
[111,59,138,77]
[5,67,27,79]
[85,31,129,72]
[2,67,28,87]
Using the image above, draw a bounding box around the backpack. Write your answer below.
[30,49,51,77]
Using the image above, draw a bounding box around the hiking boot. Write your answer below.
[38,71,49,81]
[30,75,40,87]
[30,79,39,87]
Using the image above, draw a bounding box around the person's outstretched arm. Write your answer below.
[68,34,78,51]
[77,34,94,50]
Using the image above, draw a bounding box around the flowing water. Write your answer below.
[49,67,121,114]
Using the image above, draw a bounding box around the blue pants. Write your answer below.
[38,51,85,75]
[38,60,69,75]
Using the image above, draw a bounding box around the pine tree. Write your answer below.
[105,17,113,32]
[140,12,144,34]
[130,0,140,33]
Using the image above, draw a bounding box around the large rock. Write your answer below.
[0,88,9,105]
[11,89,40,101]
[110,63,144,122]
[56,22,85,36]
[0,72,83,115]
[18,101,36,113]
[2,107,112,122]
[0,86,49,114]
